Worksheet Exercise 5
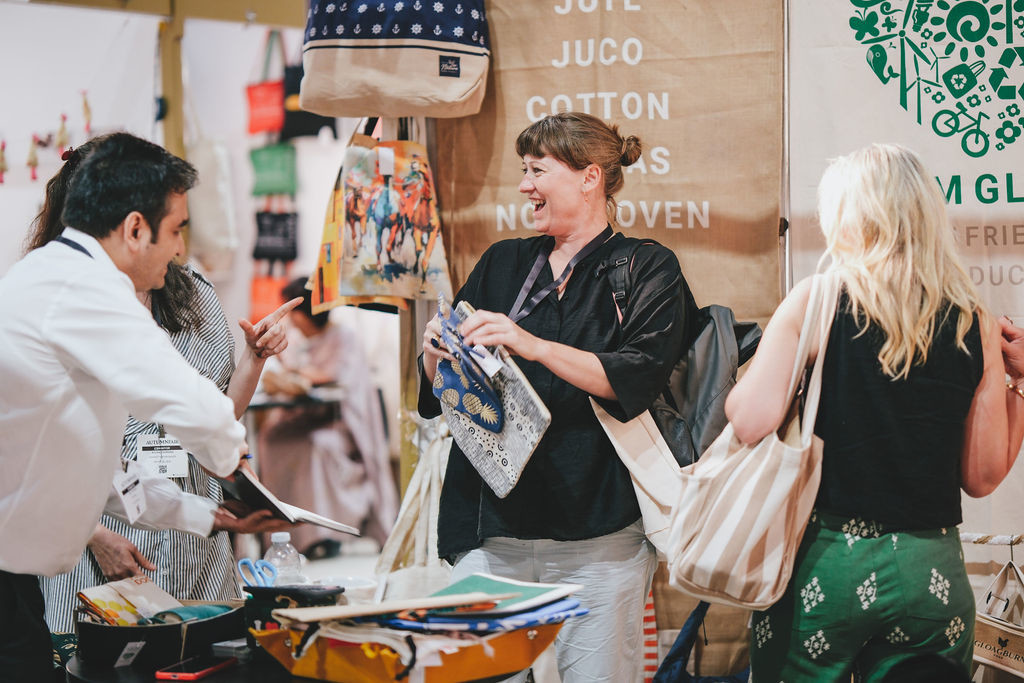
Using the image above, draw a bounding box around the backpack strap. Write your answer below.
[600,239,653,319]
[608,249,633,310]
[601,238,701,350]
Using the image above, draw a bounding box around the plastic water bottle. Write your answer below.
[263,532,306,585]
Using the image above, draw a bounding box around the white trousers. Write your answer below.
[450,520,656,683]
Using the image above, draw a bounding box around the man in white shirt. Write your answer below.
[0,133,248,680]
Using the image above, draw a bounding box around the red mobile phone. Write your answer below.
[153,654,238,680]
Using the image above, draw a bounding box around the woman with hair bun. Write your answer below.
[419,112,690,681]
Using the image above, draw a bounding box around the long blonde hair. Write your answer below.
[817,143,983,379]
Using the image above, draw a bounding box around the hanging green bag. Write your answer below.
[250,143,296,196]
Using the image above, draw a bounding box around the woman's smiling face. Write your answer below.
[518,153,589,237]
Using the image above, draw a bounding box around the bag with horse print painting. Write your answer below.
[319,132,453,303]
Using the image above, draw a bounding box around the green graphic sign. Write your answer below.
[849,0,1024,158]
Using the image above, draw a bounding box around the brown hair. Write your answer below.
[283,276,329,329]
[25,134,200,335]
[515,112,641,224]
[24,136,107,253]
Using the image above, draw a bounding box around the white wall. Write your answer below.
[0,2,161,271]
[0,4,401,453]
[0,5,353,320]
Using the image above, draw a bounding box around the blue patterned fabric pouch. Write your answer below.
[432,297,503,432]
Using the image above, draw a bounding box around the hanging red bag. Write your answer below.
[250,261,290,323]
[246,30,286,135]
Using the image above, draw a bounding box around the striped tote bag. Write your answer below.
[665,272,839,610]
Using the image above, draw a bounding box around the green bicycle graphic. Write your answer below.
[932,101,991,156]
[848,0,1024,159]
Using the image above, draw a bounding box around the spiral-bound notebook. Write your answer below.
[434,298,551,498]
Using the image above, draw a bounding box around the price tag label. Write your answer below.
[470,344,503,378]
[138,434,188,478]
[113,641,146,667]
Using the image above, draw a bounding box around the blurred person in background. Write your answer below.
[259,277,398,558]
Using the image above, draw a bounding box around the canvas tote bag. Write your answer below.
[973,557,1024,676]
[592,400,679,557]
[979,559,1024,626]
[373,420,452,601]
[665,272,839,609]
[592,305,760,556]
[182,64,238,275]
[247,30,287,135]
[299,1,491,118]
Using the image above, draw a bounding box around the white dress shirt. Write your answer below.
[0,228,242,576]
[104,461,218,537]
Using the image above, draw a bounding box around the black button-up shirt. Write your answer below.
[419,232,685,561]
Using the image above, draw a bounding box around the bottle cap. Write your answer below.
[271,531,292,544]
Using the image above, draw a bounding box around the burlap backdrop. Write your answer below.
[435,0,783,323]
[790,5,1024,679]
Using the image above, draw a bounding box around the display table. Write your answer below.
[65,654,302,682]
[66,654,516,683]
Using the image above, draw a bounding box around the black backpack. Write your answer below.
[602,239,762,467]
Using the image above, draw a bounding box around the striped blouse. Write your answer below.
[39,267,240,633]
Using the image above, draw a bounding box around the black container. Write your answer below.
[75,600,245,672]
[242,585,344,650]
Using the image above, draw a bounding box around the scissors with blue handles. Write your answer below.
[237,558,277,587]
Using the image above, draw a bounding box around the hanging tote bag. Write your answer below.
[182,64,238,276]
[250,260,291,323]
[665,273,839,609]
[373,419,452,602]
[975,559,1024,677]
[979,558,1024,626]
[247,29,287,135]
[281,57,337,141]
[327,130,454,301]
[252,196,299,263]
[250,143,298,196]
[300,1,491,118]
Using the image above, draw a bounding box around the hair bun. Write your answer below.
[619,135,642,167]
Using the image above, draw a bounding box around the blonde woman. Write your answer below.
[726,143,1024,681]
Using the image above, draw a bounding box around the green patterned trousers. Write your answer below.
[749,511,974,682]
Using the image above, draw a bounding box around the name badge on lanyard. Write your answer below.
[138,433,189,479]
[112,468,146,524]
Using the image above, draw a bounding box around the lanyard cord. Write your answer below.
[55,235,93,258]
[508,225,613,323]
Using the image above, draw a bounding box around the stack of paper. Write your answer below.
[261,573,587,680]
[273,573,588,635]
[77,576,182,625]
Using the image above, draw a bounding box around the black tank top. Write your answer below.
[813,291,984,529]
